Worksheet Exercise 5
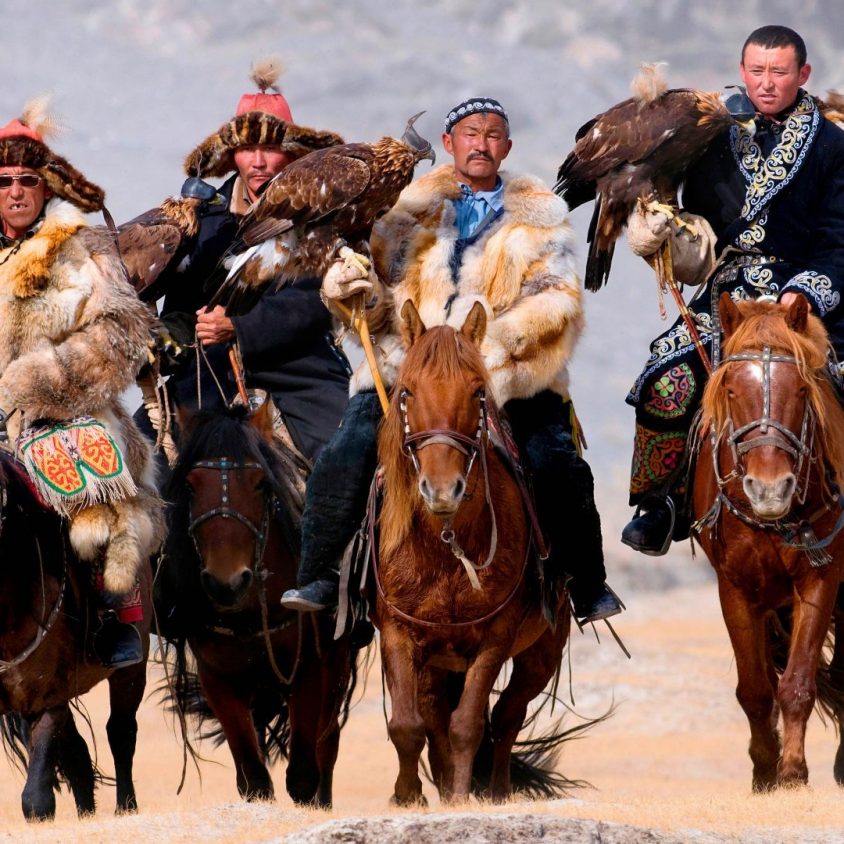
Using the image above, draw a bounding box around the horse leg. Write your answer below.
[830,587,844,784]
[489,624,567,801]
[719,581,780,791]
[286,639,350,808]
[199,666,273,801]
[21,707,70,821]
[777,579,839,787]
[106,661,146,813]
[56,710,96,817]
[381,622,427,807]
[448,645,509,802]
[418,666,454,799]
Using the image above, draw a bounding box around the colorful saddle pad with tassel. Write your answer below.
[18,417,137,517]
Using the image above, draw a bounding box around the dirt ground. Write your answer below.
[2,581,844,843]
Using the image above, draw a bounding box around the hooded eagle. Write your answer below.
[555,64,755,291]
[210,113,436,315]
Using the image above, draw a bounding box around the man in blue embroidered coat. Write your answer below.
[621,25,844,554]
[281,98,623,624]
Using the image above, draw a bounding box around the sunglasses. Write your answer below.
[0,174,43,189]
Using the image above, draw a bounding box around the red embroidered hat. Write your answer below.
[0,97,104,212]
[184,58,343,179]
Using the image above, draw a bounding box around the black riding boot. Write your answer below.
[280,391,382,612]
[93,610,143,669]
[506,392,623,624]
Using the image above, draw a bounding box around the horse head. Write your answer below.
[704,292,833,520]
[394,299,489,517]
[176,399,279,610]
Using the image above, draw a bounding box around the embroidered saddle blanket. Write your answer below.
[18,417,137,517]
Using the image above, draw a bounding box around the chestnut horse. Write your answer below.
[0,451,152,820]
[693,293,844,790]
[372,301,572,804]
[156,399,358,805]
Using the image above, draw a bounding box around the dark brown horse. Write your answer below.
[156,399,358,805]
[372,301,572,804]
[0,451,152,820]
[693,293,844,790]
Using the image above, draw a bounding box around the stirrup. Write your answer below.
[630,494,676,557]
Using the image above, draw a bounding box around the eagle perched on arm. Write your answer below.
[554,64,755,291]
[210,113,436,315]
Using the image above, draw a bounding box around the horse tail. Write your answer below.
[0,713,34,779]
[436,672,604,799]
[770,602,844,724]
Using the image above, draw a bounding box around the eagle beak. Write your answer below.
[737,117,757,138]
[402,111,436,165]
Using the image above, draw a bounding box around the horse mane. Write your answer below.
[699,301,844,483]
[378,325,489,555]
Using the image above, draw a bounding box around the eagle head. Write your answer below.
[401,111,436,166]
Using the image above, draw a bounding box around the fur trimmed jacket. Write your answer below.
[356,165,584,405]
[0,199,163,594]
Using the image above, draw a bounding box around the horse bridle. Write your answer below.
[697,345,844,566]
[187,458,272,573]
[713,347,814,502]
[399,387,498,588]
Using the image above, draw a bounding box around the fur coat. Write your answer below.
[0,199,162,593]
[356,165,584,406]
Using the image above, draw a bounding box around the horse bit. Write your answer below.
[399,387,498,590]
[696,346,844,566]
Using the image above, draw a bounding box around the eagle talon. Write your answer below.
[643,199,700,239]
[338,245,372,275]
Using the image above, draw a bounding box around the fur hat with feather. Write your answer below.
[184,57,344,179]
[0,97,105,212]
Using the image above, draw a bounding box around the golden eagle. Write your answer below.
[209,113,435,315]
[555,65,755,291]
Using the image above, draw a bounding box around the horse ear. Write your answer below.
[400,299,426,348]
[719,292,741,339]
[460,300,487,346]
[785,293,809,333]
[248,392,275,442]
[175,403,195,442]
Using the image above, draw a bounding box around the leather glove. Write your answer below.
[627,206,717,286]
[626,204,672,257]
[322,246,376,302]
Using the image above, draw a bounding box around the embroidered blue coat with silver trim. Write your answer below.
[682,90,844,354]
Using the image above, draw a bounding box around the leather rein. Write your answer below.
[187,457,300,682]
[0,483,69,674]
[694,346,844,566]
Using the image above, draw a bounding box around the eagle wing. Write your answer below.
[241,144,374,239]
[117,197,201,300]
[210,144,376,314]
[555,89,707,290]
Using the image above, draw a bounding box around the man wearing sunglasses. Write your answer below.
[0,100,163,668]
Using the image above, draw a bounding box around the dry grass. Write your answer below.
[2,583,844,842]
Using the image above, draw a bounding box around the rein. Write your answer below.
[400,387,498,589]
[187,456,300,683]
[0,482,68,673]
[694,346,844,566]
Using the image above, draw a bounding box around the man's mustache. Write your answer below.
[467,152,493,162]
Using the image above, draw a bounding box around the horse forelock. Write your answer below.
[378,326,488,555]
[700,305,844,480]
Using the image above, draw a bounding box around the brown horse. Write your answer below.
[0,451,152,820]
[156,399,358,805]
[372,300,572,804]
[693,293,844,790]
